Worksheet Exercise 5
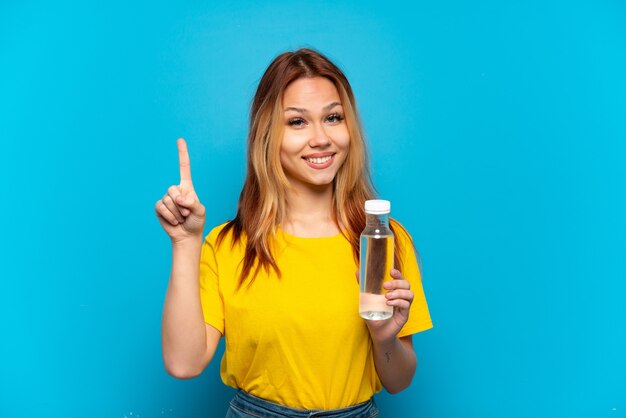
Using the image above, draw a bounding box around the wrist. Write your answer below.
[171,234,203,250]
[370,334,400,351]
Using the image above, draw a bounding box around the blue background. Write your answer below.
[1,0,625,417]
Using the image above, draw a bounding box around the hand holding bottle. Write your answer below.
[155,138,206,244]
[364,268,414,343]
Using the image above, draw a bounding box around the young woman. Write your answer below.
[156,48,432,417]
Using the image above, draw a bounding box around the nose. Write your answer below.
[308,123,331,148]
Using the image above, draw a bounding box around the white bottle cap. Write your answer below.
[364,199,391,214]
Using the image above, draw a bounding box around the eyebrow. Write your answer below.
[284,102,342,113]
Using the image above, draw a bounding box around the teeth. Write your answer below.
[306,155,332,164]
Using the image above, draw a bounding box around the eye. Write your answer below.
[288,117,306,128]
[326,113,344,124]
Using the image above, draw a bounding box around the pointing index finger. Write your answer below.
[177,138,193,187]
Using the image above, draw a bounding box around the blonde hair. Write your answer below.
[218,48,405,287]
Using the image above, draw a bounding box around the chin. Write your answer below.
[291,176,336,190]
[310,174,338,186]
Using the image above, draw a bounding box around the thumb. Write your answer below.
[176,193,204,215]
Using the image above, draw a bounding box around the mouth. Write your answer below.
[302,153,336,169]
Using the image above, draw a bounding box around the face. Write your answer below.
[280,77,350,192]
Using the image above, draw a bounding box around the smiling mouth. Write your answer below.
[304,155,333,164]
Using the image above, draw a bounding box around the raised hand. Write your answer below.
[155,138,206,243]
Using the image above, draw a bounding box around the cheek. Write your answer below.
[280,134,294,156]
[281,131,307,152]
[336,128,351,151]
[279,149,292,171]
[279,139,302,172]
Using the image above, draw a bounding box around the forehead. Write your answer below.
[283,77,341,107]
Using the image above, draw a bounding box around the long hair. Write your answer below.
[218,48,405,287]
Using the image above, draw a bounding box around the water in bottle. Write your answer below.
[359,200,394,320]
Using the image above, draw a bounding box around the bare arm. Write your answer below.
[370,335,416,393]
[365,269,418,393]
[156,138,221,379]
[161,236,222,379]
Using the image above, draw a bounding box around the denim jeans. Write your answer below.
[225,390,379,418]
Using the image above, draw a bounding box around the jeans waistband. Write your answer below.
[228,390,379,418]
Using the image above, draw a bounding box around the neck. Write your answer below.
[282,184,340,237]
